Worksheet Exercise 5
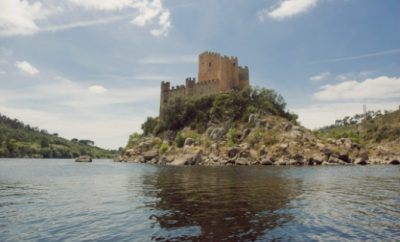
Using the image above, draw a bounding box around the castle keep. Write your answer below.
[160,51,250,115]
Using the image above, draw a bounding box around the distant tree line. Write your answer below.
[0,113,115,158]
[322,110,388,130]
[316,108,400,144]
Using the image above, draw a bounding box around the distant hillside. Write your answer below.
[0,113,116,158]
[316,109,400,145]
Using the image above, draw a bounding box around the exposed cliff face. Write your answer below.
[115,113,400,166]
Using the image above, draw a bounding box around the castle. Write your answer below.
[160,51,250,116]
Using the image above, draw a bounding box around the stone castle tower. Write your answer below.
[160,51,249,116]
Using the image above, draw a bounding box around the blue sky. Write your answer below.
[0,0,399,149]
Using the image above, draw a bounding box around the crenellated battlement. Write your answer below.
[160,51,250,117]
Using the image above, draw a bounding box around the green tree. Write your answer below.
[141,117,159,135]
[40,138,49,148]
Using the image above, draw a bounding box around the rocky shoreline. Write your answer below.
[114,142,400,166]
[115,114,400,166]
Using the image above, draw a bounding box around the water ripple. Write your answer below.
[0,159,399,241]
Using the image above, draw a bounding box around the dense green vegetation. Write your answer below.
[141,87,298,136]
[316,109,400,144]
[0,113,116,158]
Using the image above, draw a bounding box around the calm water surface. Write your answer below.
[0,159,399,241]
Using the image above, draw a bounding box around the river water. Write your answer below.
[0,159,399,241]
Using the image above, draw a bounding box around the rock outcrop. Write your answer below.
[116,113,400,166]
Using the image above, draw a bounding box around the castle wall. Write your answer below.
[191,80,219,96]
[169,85,186,99]
[160,51,250,117]
[198,52,222,84]
[198,52,245,92]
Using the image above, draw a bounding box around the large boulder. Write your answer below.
[127,155,144,163]
[288,159,304,166]
[338,152,351,163]
[113,155,125,162]
[235,157,251,165]
[259,145,268,156]
[288,130,302,139]
[256,119,267,128]
[184,137,195,147]
[321,148,333,157]
[170,150,202,166]
[227,147,240,158]
[389,159,400,165]
[209,127,225,140]
[260,159,273,165]
[143,150,158,161]
[309,154,326,165]
[282,123,292,131]
[209,153,219,162]
[328,156,344,165]
[239,143,250,151]
[275,158,288,166]
[248,114,259,124]
[354,157,368,165]
[138,139,154,152]
[241,128,252,140]
[125,149,138,156]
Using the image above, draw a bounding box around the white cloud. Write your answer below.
[149,9,170,36]
[89,85,108,94]
[0,0,170,37]
[259,0,318,21]
[15,61,39,76]
[69,0,171,36]
[307,48,400,65]
[294,102,400,129]
[335,70,375,82]
[68,0,133,11]
[314,76,400,101]
[0,0,49,36]
[310,72,330,82]
[41,14,132,32]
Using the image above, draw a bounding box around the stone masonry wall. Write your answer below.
[160,51,250,116]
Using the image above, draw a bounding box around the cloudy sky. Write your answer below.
[0,0,399,149]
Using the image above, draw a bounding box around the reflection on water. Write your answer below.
[140,167,303,241]
[0,159,399,241]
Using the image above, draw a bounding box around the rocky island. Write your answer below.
[115,51,400,166]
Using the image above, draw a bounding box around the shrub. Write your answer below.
[181,129,200,141]
[159,142,169,154]
[226,128,237,147]
[263,128,279,146]
[245,127,265,148]
[174,132,185,148]
[142,117,160,135]
[153,137,163,148]
[126,132,141,148]
[174,130,201,148]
